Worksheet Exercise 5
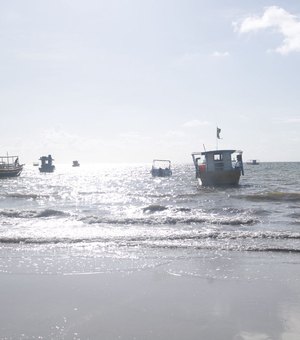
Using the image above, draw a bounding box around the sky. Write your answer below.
[1,0,300,163]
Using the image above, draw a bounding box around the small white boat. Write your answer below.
[151,159,172,177]
[192,149,244,186]
[246,159,259,165]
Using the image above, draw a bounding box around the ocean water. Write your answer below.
[0,162,300,276]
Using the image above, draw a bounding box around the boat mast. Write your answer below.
[216,126,221,150]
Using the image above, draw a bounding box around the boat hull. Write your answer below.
[39,165,55,173]
[198,169,241,186]
[151,168,172,177]
[0,166,23,178]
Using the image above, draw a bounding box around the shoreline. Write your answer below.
[0,250,300,339]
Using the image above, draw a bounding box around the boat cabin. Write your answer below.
[192,149,244,186]
[39,154,55,173]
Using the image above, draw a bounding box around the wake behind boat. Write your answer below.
[0,155,24,178]
[192,149,244,186]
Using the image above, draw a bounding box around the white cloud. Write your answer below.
[284,117,300,123]
[17,51,69,62]
[234,6,300,54]
[183,120,210,128]
[273,116,300,124]
[211,51,230,58]
[166,130,186,138]
[171,52,203,67]
[119,131,143,139]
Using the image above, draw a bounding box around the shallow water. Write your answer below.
[0,162,299,274]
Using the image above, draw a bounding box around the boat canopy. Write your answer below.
[151,159,172,177]
[152,159,171,169]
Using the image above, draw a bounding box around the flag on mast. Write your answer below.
[217,127,221,139]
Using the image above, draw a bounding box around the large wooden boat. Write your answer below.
[151,159,172,177]
[192,149,244,186]
[39,155,55,173]
[0,155,24,178]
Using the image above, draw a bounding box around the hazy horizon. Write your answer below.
[1,1,299,164]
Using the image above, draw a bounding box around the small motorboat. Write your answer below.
[151,159,172,177]
[246,159,259,165]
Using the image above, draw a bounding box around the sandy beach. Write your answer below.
[1,249,300,340]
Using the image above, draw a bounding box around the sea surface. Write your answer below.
[0,162,300,276]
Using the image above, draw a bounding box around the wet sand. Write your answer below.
[1,251,300,339]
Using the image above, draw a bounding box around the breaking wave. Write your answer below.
[3,193,50,199]
[143,204,168,213]
[236,191,300,202]
[1,230,300,253]
[80,215,257,226]
[0,209,68,219]
[0,205,257,226]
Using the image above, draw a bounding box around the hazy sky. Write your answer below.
[1,0,300,163]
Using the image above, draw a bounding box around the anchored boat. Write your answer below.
[246,159,259,165]
[39,155,55,173]
[192,149,244,186]
[151,159,172,177]
[72,160,80,167]
[0,155,24,178]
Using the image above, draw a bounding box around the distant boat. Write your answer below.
[151,159,172,177]
[192,149,244,186]
[72,160,80,167]
[0,155,24,178]
[33,162,39,166]
[39,155,55,173]
[246,159,259,165]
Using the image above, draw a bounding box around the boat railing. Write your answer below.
[0,156,21,169]
[0,163,17,169]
